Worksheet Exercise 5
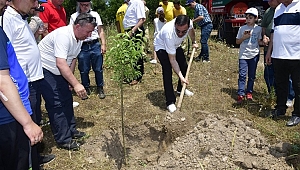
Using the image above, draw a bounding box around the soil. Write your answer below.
[82,110,294,170]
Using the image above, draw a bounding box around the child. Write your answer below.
[150,7,166,64]
[236,7,263,104]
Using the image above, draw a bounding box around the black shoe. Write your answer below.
[266,109,285,119]
[73,130,86,139]
[58,140,80,150]
[286,116,300,126]
[97,86,106,99]
[39,154,55,166]
[85,87,91,95]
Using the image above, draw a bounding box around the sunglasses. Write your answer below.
[175,28,188,34]
[77,17,96,23]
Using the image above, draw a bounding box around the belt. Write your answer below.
[83,39,99,45]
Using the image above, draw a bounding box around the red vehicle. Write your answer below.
[201,0,269,46]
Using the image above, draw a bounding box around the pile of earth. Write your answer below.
[82,111,294,170]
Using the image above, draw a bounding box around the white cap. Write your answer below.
[156,7,164,14]
[245,7,258,17]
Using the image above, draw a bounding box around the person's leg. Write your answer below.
[157,49,176,106]
[238,59,247,96]
[16,121,30,170]
[290,60,300,117]
[200,23,213,61]
[273,58,289,112]
[288,77,295,101]
[246,55,259,94]
[175,47,188,92]
[78,44,92,92]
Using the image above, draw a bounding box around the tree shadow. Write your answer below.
[146,90,166,110]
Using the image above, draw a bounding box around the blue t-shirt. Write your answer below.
[0,27,32,125]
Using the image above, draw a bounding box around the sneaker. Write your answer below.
[97,87,106,99]
[286,100,293,107]
[58,140,80,150]
[286,116,300,126]
[167,104,176,113]
[176,89,194,96]
[73,102,79,108]
[72,130,86,139]
[202,60,210,63]
[246,93,253,101]
[237,95,244,104]
[265,109,286,119]
[150,59,157,64]
[39,154,55,166]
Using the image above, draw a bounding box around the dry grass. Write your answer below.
[41,26,300,169]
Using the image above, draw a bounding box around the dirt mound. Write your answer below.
[82,112,294,170]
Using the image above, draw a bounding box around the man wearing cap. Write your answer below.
[154,15,198,113]
[69,0,106,99]
[38,13,94,150]
[265,0,300,126]
[186,0,212,62]
[39,0,66,36]
[116,0,128,33]
[173,0,186,18]
[123,0,146,85]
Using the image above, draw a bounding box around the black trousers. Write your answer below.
[157,47,188,106]
[273,58,300,116]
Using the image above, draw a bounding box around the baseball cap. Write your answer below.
[185,0,194,6]
[38,0,47,2]
[156,7,164,14]
[245,7,258,17]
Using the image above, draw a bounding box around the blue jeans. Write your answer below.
[238,55,259,96]
[78,41,104,88]
[263,52,275,93]
[41,68,76,144]
[199,23,213,60]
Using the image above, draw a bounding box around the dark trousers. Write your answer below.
[157,47,187,106]
[273,58,300,116]
[41,68,76,144]
[0,121,30,170]
[263,52,276,93]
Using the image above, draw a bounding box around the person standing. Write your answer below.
[70,0,107,99]
[38,13,94,150]
[173,0,186,18]
[39,0,66,36]
[261,0,280,95]
[154,15,198,113]
[265,0,300,126]
[123,0,146,85]
[236,8,263,104]
[115,0,128,33]
[186,0,212,62]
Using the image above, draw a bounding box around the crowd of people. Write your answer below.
[0,0,300,169]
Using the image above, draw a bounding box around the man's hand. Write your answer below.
[73,83,87,99]
[23,121,43,146]
[180,78,189,85]
[265,53,272,65]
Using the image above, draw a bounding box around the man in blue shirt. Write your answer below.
[0,26,43,169]
[186,0,213,62]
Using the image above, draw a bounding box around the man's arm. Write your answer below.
[0,70,43,146]
[56,58,87,99]
[266,33,274,65]
[188,28,199,48]
[130,18,146,36]
[97,25,106,54]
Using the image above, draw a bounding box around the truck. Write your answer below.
[201,0,269,46]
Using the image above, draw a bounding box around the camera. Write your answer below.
[35,6,45,12]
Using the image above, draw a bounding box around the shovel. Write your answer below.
[177,47,196,110]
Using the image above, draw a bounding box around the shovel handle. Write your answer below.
[177,47,196,110]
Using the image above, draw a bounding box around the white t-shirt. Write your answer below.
[69,11,102,42]
[38,25,82,75]
[236,24,262,59]
[2,6,44,82]
[271,0,300,60]
[154,18,166,37]
[153,18,193,55]
[123,0,146,29]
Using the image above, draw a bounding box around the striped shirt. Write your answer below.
[271,0,300,60]
[194,3,211,27]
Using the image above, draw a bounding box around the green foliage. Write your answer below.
[106,32,145,85]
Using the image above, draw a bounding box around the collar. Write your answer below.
[6,6,28,20]
[9,5,28,20]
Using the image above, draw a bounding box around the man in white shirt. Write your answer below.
[69,0,106,99]
[123,0,146,85]
[38,13,95,150]
[154,15,198,113]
